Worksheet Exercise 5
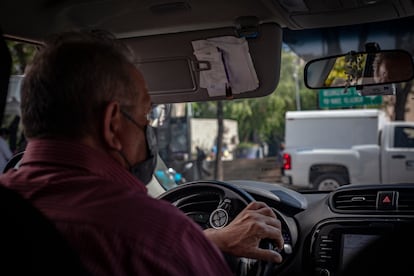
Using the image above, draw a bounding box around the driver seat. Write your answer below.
[0,184,90,275]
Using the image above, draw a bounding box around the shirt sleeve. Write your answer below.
[127,215,234,276]
[169,221,234,276]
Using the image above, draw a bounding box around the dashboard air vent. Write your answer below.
[331,190,378,211]
[397,190,414,211]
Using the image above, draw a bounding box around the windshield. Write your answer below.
[150,19,414,192]
[4,20,414,194]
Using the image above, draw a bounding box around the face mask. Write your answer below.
[119,109,158,185]
[128,125,158,185]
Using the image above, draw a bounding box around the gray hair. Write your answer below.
[21,30,140,139]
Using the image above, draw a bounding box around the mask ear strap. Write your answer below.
[145,126,158,158]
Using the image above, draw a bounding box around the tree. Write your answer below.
[6,41,37,74]
[224,48,316,145]
[382,82,413,121]
[192,47,317,154]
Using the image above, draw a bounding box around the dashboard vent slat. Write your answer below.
[398,190,414,211]
[331,190,378,211]
[331,188,414,213]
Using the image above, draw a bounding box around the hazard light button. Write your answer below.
[376,191,397,210]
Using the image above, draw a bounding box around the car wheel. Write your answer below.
[313,174,346,191]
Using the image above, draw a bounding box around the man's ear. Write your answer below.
[103,101,123,151]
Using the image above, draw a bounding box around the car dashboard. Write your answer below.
[162,180,414,276]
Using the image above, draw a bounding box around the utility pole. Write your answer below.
[214,100,224,181]
[294,56,301,111]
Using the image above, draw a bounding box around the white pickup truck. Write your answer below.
[281,109,414,191]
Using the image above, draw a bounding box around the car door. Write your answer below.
[382,125,414,183]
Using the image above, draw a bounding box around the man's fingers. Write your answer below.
[249,247,283,263]
[261,224,284,250]
[246,201,271,211]
[260,213,281,228]
[242,201,285,252]
[245,204,282,232]
[245,201,277,218]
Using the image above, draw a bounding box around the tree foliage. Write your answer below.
[6,41,37,74]
[192,47,317,148]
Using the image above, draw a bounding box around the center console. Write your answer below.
[310,218,409,276]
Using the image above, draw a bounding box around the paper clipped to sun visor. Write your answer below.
[192,36,259,97]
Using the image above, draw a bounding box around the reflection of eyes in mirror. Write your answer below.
[372,52,414,84]
[304,50,414,89]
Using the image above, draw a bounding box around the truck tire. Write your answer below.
[313,174,346,191]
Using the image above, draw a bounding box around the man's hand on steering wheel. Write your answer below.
[204,201,284,263]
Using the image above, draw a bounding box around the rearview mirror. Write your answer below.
[304,50,414,92]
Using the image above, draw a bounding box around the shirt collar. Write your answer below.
[20,138,147,193]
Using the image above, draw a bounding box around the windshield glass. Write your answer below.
[152,35,414,192]
[4,26,414,194]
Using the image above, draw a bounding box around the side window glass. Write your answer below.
[8,41,37,75]
[3,41,37,154]
[393,126,414,148]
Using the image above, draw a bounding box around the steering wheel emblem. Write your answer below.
[209,208,229,229]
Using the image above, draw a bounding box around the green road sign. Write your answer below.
[319,87,383,108]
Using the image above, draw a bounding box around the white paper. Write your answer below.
[192,43,228,97]
[192,36,259,97]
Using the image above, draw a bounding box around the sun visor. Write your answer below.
[122,23,282,104]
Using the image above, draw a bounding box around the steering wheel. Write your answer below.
[158,180,278,276]
[3,151,24,173]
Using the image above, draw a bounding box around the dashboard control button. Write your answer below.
[377,191,397,210]
[319,268,330,276]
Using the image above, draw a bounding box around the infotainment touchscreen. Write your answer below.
[340,234,380,268]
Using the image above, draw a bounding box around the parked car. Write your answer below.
[282,108,414,190]
[2,0,414,276]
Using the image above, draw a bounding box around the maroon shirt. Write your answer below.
[0,139,232,276]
